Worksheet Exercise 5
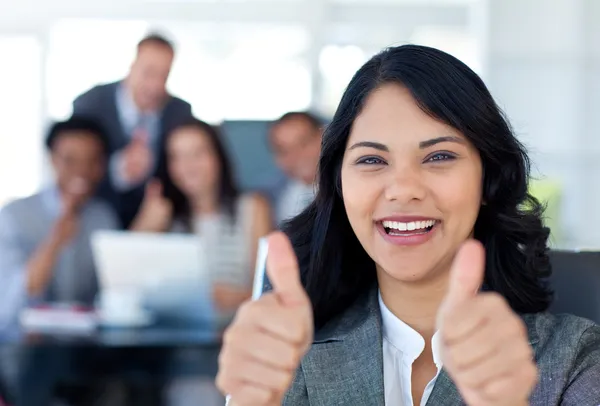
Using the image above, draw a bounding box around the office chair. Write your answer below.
[548,250,600,324]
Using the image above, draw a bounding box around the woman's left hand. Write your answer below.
[436,240,538,406]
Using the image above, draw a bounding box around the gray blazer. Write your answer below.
[283,287,600,405]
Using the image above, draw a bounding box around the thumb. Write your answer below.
[441,239,485,311]
[131,129,149,146]
[265,231,308,308]
[145,179,162,198]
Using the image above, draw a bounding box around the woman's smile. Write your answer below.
[375,216,440,246]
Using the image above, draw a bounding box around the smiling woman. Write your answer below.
[341,84,483,288]
[216,45,600,406]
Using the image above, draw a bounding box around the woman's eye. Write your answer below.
[426,152,456,163]
[356,156,386,165]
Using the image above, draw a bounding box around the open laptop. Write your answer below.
[91,230,215,324]
[91,230,207,289]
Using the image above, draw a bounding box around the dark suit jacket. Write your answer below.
[72,81,192,228]
[283,287,600,405]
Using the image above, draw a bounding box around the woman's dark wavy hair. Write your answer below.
[283,44,552,329]
[158,117,239,232]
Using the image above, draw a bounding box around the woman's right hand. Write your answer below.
[131,180,172,232]
[216,232,314,406]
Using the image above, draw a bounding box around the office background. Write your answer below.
[0,0,599,248]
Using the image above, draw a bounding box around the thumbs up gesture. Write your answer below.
[130,180,172,232]
[121,130,153,185]
[216,232,314,405]
[436,240,538,406]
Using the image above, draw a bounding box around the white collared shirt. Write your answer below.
[379,292,443,406]
[275,180,315,224]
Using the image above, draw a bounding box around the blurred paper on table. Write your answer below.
[20,304,98,334]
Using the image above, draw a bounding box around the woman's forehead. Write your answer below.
[347,84,465,146]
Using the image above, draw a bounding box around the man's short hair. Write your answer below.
[272,111,323,132]
[137,32,175,53]
[45,116,110,156]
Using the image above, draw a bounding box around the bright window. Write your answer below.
[168,23,311,122]
[0,36,43,205]
[46,19,311,123]
[318,45,368,116]
[410,26,480,74]
[46,19,150,120]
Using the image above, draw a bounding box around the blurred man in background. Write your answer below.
[266,111,322,225]
[0,116,117,328]
[0,116,168,405]
[72,33,192,228]
[0,117,119,405]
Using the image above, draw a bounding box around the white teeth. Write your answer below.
[381,219,436,232]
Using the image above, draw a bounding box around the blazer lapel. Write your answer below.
[301,289,385,406]
[426,370,464,406]
[109,82,131,150]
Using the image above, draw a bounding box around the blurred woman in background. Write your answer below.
[132,117,272,315]
[132,117,272,406]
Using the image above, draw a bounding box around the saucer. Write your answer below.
[98,309,154,328]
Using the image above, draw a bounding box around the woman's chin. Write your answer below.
[375,258,445,286]
[179,183,205,197]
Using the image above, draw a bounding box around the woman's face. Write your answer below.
[341,83,483,286]
[167,127,220,198]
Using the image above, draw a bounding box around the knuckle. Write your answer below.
[289,322,306,344]
[482,380,508,399]
[214,371,227,392]
[274,370,292,390]
[524,363,539,385]
[222,326,238,346]
[442,347,458,369]
[236,386,273,405]
[520,342,534,360]
[516,319,528,336]
[218,343,233,365]
[253,388,273,404]
[236,301,257,320]
[285,346,302,370]
[236,387,271,406]
[460,371,483,388]
[215,369,234,394]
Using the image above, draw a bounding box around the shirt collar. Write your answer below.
[116,82,160,131]
[41,184,62,215]
[116,83,138,118]
[118,82,160,114]
[378,291,443,370]
[41,184,94,216]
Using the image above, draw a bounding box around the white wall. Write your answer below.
[476,0,600,248]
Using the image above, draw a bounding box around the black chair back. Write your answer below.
[548,250,600,324]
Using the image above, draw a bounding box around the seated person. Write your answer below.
[131,118,272,406]
[0,116,126,405]
[217,45,600,405]
[132,117,272,316]
[0,116,118,327]
[264,112,322,226]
